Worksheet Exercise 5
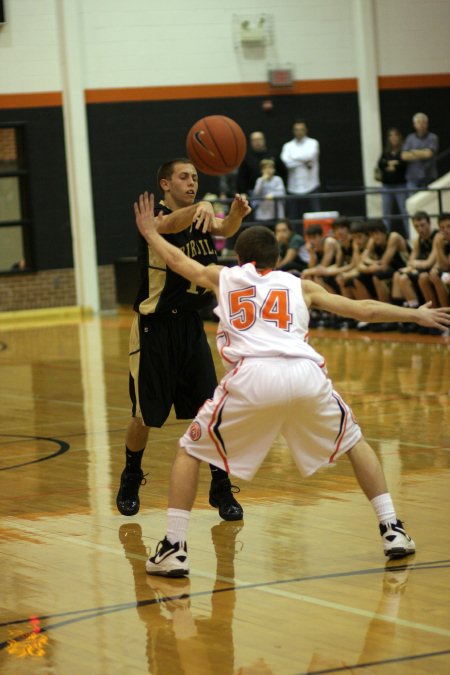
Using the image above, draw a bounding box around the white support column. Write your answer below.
[352,0,382,217]
[55,0,100,312]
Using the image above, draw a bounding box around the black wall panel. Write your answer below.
[0,106,72,270]
[87,92,363,265]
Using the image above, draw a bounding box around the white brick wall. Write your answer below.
[0,0,61,92]
[375,0,450,75]
[0,0,448,94]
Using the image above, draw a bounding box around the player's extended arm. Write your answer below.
[210,194,252,237]
[158,201,217,235]
[135,192,221,292]
[302,279,450,330]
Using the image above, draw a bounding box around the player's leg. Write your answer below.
[117,314,173,516]
[116,416,150,516]
[145,446,200,577]
[284,361,415,559]
[146,361,283,577]
[176,313,243,521]
[347,438,415,558]
[418,271,438,306]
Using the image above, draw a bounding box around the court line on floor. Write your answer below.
[295,648,450,674]
[3,523,450,641]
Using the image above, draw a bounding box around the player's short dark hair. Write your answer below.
[412,210,430,222]
[438,212,450,223]
[157,158,194,192]
[332,216,350,230]
[275,218,293,232]
[305,224,323,237]
[350,220,368,234]
[235,226,279,268]
[367,220,387,234]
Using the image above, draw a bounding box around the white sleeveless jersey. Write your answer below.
[214,263,325,369]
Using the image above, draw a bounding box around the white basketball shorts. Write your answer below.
[180,356,362,481]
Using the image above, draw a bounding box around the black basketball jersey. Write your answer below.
[373,234,409,270]
[340,240,353,265]
[417,230,437,260]
[133,202,218,314]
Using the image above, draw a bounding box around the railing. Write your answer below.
[215,185,450,235]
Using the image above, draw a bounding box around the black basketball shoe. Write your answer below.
[209,477,243,521]
[116,469,147,516]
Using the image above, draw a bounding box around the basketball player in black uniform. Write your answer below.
[116,158,251,520]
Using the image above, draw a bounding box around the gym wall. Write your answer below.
[0,0,449,310]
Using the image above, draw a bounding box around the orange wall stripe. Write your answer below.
[379,73,450,90]
[84,79,358,103]
[0,74,448,110]
[0,92,63,109]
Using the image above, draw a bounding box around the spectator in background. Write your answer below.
[353,221,410,331]
[274,218,308,274]
[391,211,437,321]
[218,168,238,201]
[377,128,409,237]
[237,131,278,196]
[336,221,370,300]
[252,159,286,222]
[280,119,320,220]
[401,113,439,191]
[418,213,450,323]
[315,218,355,294]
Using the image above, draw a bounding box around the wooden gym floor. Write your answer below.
[0,312,449,674]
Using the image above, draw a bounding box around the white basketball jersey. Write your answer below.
[214,263,325,368]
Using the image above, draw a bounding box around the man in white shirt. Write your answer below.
[280,120,320,220]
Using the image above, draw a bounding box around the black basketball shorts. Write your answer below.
[129,311,217,428]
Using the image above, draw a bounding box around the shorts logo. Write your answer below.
[189,421,202,442]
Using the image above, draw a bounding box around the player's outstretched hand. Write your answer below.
[134,192,163,240]
[416,301,450,330]
[230,193,252,218]
[193,201,217,233]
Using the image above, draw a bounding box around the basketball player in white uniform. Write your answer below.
[133,193,450,577]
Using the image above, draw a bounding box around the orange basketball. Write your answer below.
[186,115,247,176]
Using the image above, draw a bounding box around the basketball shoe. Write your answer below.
[380,520,415,558]
[209,477,243,521]
[116,469,147,516]
[146,538,189,577]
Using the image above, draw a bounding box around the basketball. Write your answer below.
[186,115,247,176]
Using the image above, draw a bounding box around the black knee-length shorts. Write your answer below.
[129,311,217,428]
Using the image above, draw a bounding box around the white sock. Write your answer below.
[370,493,397,526]
[166,508,190,544]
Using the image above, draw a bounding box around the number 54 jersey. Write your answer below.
[214,263,325,369]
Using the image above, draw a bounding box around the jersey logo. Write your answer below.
[188,421,202,442]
